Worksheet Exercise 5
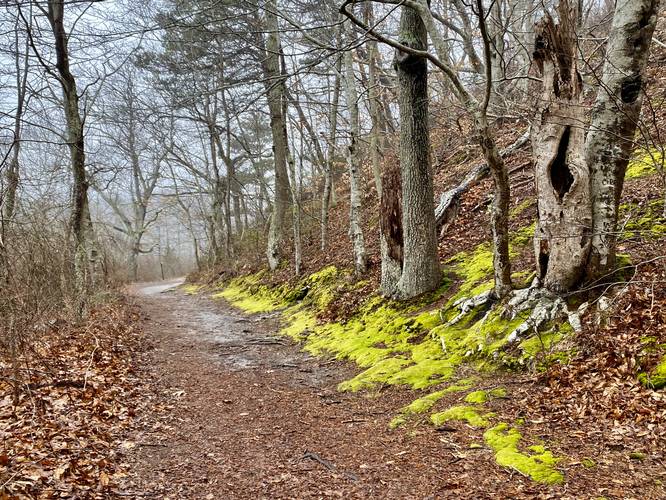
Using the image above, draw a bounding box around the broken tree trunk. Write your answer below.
[380,163,403,296]
[531,3,591,293]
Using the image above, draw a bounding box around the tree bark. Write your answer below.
[263,0,291,271]
[586,0,660,280]
[380,164,403,296]
[47,0,90,312]
[531,4,591,293]
[394,1,440,298]
[343,34,368,275]
[321,26,343,252]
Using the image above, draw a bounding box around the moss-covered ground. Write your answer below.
[625,148,664,179]
[211,232,573,485]
[484,423,564,484]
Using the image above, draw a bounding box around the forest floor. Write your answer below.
[115,281,665,499]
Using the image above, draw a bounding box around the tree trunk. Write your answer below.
[409,0,510,297]
[47,0,90,312]
[288,127,302,275]
[532,5,590,293]
[489,0,506,111]
[0,21,29,282]
[128,234,140,282]
[394,2,440,298]
[586,0,660,280]
[380,163,403,296]
[343,37,368,275]
[263,1,291,271]
[321,27,343,252]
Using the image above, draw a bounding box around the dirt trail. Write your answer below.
[118,283,565,499]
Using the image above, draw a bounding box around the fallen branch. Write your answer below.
[301,451,359,482]
[434,128,531,235]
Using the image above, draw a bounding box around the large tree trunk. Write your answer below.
[263,0,291,271]
[531,4,591,293]
[343,36,368,275]
[394,1,440,298]
[47,0,90,312]
[586,0,660,280]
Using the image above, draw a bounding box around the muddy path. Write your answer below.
[118,283,568,499]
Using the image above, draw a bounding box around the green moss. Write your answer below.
[464,387,507,404]
[638,355,666,390]
[510,223,536,248]
[431,405,494,427]
[281,307,317,340]
[213,284,284,313]
[620,200,666,241]
[483,423,564,484]
[390,382,477,428]
[581,458,596,468]
[338,357,410,392]
[181,284,201,295]
[464,390,488,404]
[489,387,507,398]
[519,330,564,358]
[510,199,534,218]
[446,223,536,302]
[447,244,494,298]
[217,235,569,399]
[212,271,289,313]
[625,148,663,179]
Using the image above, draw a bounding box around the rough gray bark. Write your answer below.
[473,0,513,298]
[394,1,440,298]
[343,35,368,275]
[488,0,506,110]
[342,0,513,297]
[586,0,660,280]
[531,3,591,292]
[263,1,291,271]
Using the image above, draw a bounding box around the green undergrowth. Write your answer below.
[619,199,666,240]
[214,223,572,395]
[625,148,664,179]
[181,284,201,295]
[389,378,476,428]
[431,405,493,427]
[212,230,570,485]
[639,354,666,390]
[484,423,564,484]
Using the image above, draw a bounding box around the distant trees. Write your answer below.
[1,0,659,310]
[92,69,165,281]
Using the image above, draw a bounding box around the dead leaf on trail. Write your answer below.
[99,471,110,487]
